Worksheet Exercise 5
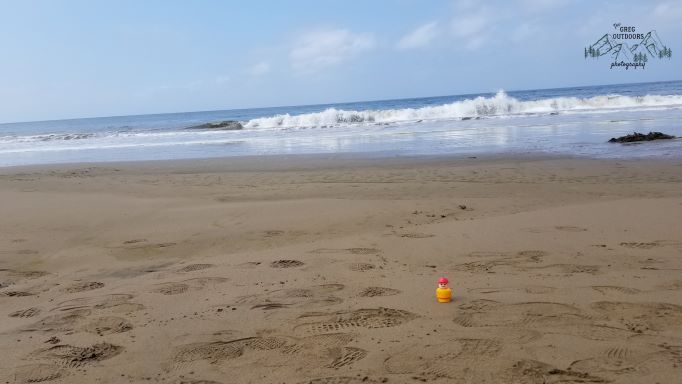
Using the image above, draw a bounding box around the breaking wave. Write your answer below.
[243,90,682,129]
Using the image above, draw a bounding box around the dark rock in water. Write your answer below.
[461,117,473,121]
[186,120,243,130]
[608,131,675,143]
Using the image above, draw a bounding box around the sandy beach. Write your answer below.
[1,154,681,384]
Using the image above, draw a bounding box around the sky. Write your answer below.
[0,0,681,123]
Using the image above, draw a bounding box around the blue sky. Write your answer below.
[0,0,680,123]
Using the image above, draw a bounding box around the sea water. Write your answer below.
[1,80,681,167]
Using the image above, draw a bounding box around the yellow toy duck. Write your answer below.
[436,277,452,303]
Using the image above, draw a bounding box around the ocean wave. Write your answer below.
[242,91,682,129]
[37,133,96,141]
[0,132,96,143]
[0,129,222,145]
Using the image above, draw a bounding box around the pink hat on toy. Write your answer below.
[438,277,449,284]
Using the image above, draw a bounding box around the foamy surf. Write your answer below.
[1,80,681,166]
[243,91,682,129]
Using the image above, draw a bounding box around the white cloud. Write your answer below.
[450,11,493,49]
[289,29,374,73]
[451,13,490,38]
[397,22,439,50]
[248,61,271,76]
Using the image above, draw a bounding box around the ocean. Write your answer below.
[1,80,681,167]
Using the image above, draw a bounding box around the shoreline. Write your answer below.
[3,150,681,174]
[1,152,559,172]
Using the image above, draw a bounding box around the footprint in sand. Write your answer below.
[250,303,291,310]
[620,242,659,249]
[1,290,34,297]
[295,307,418,334]
[603,346,633,360]
[30,343,123,368]
[237,261,262,269]
[9,307,42,318]
[453,251,545,274]
[568,343,670,378]
[0,269,49,284]
[270,260,305,268]
[384,338,503,380]
[327,347,368,369]
[83,316,133,335]
[457,299,500,312]
[263,230,285,238]
[101,262,174,279]
[152,277,228,296]
[280,333,354,356]
[591,301,682,331]
[523,286,557,294]
[120,241,176,250]
[173,333,369,373]
[8,364,66,384]
[387,345,606,382]
[358,287,401,297]
[237,284,345,310]
[554,226,588,232]
[123,238,146,244]
[453,301,587,329]
[348,263,376,272]
[61,281,105,294]
[345,248,381,254]
[465,251,510,258]
[398,233,435,239]
[52,293,143,313]
[502,360,605,384]
[24,309,92,333]
[516,250,547,261]
[468,286,556,295]
[172,337,288,368]
[592,286,641,295]
[293,335,369,369]
[527,263,600,275]
[177,263,215,273]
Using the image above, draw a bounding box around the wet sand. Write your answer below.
[1,154,681,383]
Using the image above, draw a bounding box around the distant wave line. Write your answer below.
[242,91,682,129]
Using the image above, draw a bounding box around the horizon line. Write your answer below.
[1,79,680,126]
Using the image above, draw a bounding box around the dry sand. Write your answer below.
[0,154,681,383]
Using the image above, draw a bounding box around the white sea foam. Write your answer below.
[2,89,681,166]
[243,91,682,129]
